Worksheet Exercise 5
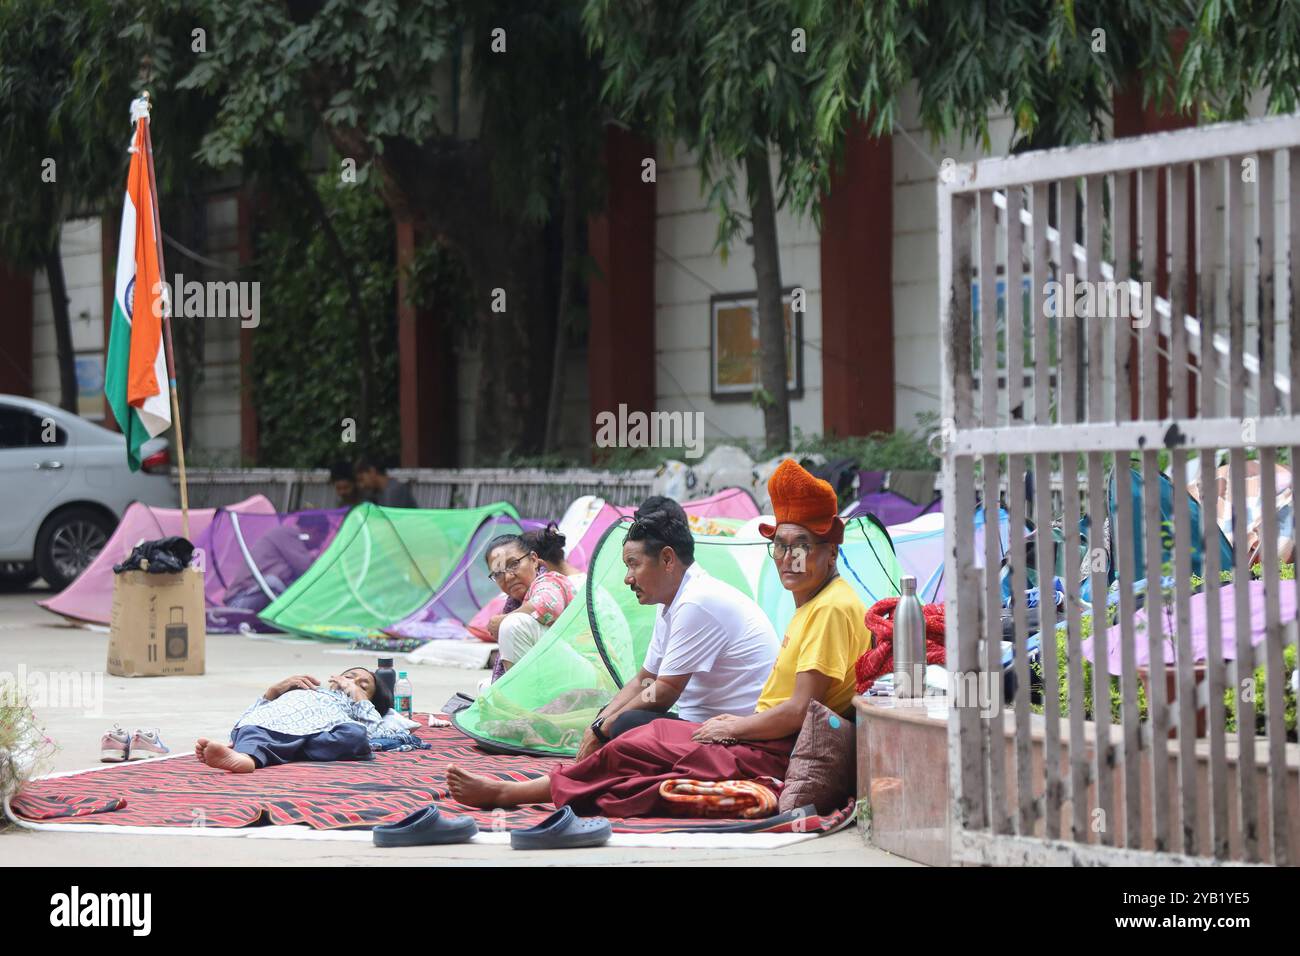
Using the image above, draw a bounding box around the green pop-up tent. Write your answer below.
[258,501,522,640]
[454,514,901,756]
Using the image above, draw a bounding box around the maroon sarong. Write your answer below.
[549,718,796,818]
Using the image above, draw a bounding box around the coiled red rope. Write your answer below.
[855,597,947,693]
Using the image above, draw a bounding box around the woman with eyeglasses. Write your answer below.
[447,459,873,817]
[483,533,576,677]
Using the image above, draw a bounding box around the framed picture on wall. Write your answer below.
[709,290,803,401]
[74,352,105,421]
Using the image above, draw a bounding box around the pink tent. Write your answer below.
[38,495,276,625]
[566,486,760,570]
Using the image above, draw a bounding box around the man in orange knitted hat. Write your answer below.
[446,459,871,818]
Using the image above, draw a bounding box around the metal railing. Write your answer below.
[939,113,1300,865]
[174,467,657,517]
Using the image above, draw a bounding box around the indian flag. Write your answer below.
[105,106,171,471]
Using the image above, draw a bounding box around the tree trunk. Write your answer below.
[745,147,791,452]
[544,151,579,455]
[43,242,77,412]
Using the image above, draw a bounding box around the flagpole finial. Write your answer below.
[130,93,151,124]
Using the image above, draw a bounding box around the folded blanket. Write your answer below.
[369,732,432,752]
[657,778,780,819]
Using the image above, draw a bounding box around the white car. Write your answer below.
[0,394,178,591]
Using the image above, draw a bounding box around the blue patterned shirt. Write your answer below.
[234,687,383,737]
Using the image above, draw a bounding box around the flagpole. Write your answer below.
[137,92,191,541]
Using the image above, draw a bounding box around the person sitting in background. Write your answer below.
[522,523,586,593]
[485,533,575,675]
[573,496,777,759]
[355,457,417,508]
[330,460,362,508]
[195,667,393,773]
[446,459,871,817]
[224,513,331,611]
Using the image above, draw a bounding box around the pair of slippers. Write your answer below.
[373,805,611,850]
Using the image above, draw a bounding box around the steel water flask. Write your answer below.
[893,575,925,698]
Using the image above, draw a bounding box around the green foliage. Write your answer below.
[804,0,1181,152]
[795,413,940,473]
[251,172,399,468]
[585,0,835,251]
[1225,643,1298,739]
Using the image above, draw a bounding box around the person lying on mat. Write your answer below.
[224,513,331,611]
[195,667,394,773]
[570,496,777,760]
[446,460,871,817]
[485,532,576,674]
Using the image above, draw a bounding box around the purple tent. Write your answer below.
[382,514,545,642]
[845,470,941,526]
[200,508,348,633]
[1083,579,1298,672]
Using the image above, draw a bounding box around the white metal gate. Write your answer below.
[938,114,1300,865]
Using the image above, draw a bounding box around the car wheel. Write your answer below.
[0,561,39,592]
[35,507,114,591]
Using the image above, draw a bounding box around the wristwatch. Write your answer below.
[590,715,611,743]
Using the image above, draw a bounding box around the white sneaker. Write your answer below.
[100,724,130,762]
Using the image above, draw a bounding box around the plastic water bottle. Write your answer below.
[394,671,414,718]
[893,575,925,699]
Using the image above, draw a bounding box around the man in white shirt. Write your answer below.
[576,496,778,760]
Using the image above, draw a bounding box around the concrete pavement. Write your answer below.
[0,590,914,867]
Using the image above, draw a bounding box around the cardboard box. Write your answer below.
[107,568,206,677]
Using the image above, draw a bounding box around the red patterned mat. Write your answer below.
[9,719,852,835]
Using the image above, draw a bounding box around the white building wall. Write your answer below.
[654,145,823,449]
[191,194,245,465]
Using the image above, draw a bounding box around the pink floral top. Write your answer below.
[524,567,575,626]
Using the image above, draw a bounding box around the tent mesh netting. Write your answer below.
[198,508,349,633]
[454,514,901,756]
[257,502,522,640]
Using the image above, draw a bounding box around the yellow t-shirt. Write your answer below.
[754,576,872,716]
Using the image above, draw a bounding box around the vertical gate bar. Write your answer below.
[1199,158,1230,859]
[941,189,986,835]
[1139,165,1172,852]
[1111,168,1143,848]
[979,190,1007,832]
[1226,165,1260,863]
[1084,174,1114,845]
[1057,176,1089,843]
[1254,150,1289,866]
[1005,186,1034,836]
[1168,163,1199,856]
[1291,148,1300,866]
[1031,181,1063,839]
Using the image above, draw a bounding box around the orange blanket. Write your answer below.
[657,778,780,818]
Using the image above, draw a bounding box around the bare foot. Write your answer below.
[446,764,511,808]
[195,738,209,761]
[199,740,256,773]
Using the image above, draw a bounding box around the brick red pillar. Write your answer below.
[820,123,894,435]
[238,189,260,463]
[1113,56,1197,418]
[395,218,457,466]
[588,126,656,455]
[0,258,34,396]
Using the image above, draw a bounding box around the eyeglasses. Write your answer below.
[767,541,821,560]
[488,555,532,583]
